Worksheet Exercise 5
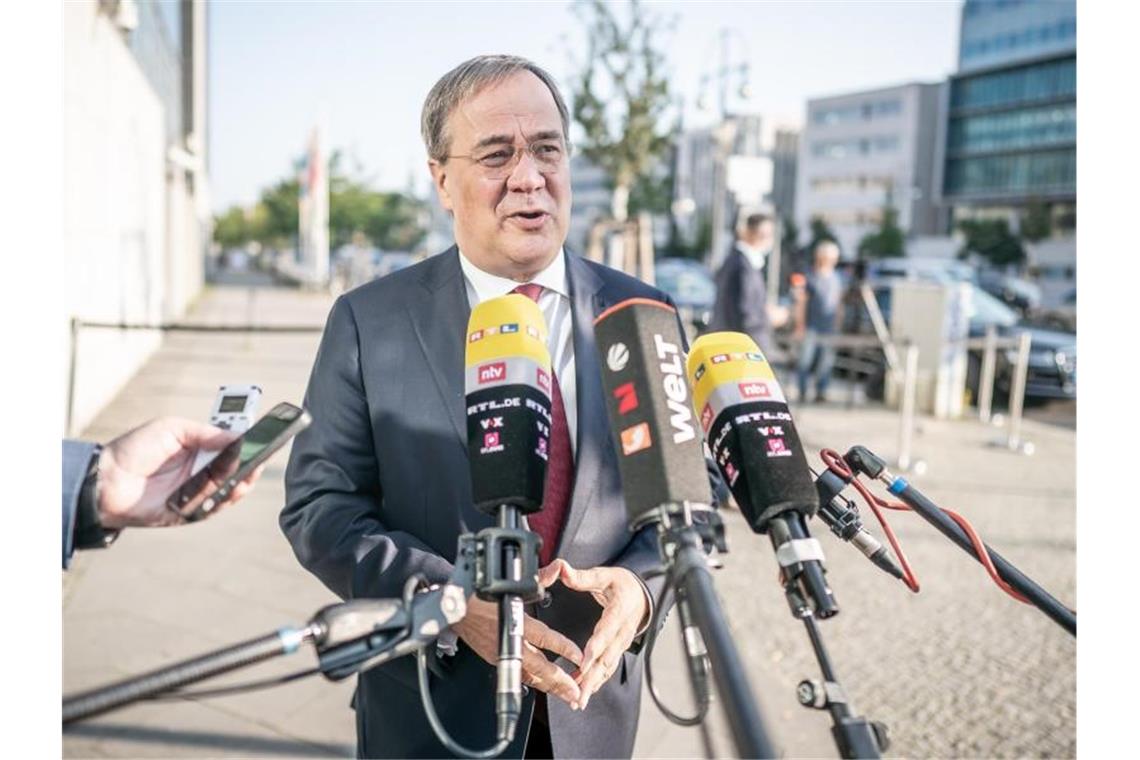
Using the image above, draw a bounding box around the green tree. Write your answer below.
[957,218,1026,268]
[365,193,427,251]
[259,177,301,247]
[857,207,906,259]
[568,0,676,222]
[213,206,250,249]
[1020,198,1052,243]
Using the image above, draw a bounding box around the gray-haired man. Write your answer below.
[282,55,680,758]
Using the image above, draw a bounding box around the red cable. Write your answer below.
[819,449,1030,605]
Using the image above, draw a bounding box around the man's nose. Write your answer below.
[505,149,545,193]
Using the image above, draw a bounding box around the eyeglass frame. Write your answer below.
[442,134,572,178]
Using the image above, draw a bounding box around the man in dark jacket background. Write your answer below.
[709,212,778,354]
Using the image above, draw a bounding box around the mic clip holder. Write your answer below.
[469,526,543,603]
[649,501,727,561]
[316,522,544,682]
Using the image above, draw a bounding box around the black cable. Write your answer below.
[149,667,321,701]
[404,572,510,758]
[417,645,510,758]
[644,574,711,727]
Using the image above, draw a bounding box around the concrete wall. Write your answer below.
[64,1,205,434]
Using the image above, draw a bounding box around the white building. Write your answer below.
[795,82,945,259]
[64,0,211,433]
[673,113,793,262]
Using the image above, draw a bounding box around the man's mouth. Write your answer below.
[505,210,550,230]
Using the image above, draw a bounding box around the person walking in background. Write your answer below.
[794,240,844,403]
[710,212,777,355]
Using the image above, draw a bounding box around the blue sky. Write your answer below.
[208,0,961,212]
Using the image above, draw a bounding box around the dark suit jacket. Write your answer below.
[281,247,675,758]
[710,244,772,354]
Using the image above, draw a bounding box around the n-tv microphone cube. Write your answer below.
[465,294,553,516]
[593,298,711,531]
[688,332,818,534]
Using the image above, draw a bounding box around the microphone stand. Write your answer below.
[642,502,777,759]
[841,445,1076,637]
[777,559,889,759]
[763,512,888,759]
[63,582,468,724]
[64,521,543,751]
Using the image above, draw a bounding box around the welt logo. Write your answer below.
[478,362,507,384]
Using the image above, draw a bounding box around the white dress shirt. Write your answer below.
[458,247,578,457]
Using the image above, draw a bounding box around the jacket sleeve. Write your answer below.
[62,440,98,569]
[280,296,454,601]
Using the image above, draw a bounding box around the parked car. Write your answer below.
[976,271,1042,315]
[849,281,1075,403]
[654,257,717,338]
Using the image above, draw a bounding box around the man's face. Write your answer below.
[743,221,775,251]
[429,71,571,280]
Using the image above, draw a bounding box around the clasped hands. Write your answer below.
[450,559,648,711]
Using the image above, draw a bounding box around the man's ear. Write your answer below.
[428,160,454,212]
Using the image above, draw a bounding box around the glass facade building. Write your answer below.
[943,53,1075,202]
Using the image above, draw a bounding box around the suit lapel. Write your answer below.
[556,252,612,557]
[408,247,469,445]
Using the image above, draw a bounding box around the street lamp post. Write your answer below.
[696,27,751,270]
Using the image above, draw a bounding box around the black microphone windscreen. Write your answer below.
[688,332,818,533]
[465,294,552,515]
[594,298,711,530]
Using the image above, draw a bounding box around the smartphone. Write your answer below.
[166,402,312,522]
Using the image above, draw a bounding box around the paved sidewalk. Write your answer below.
[63,284,1075,759]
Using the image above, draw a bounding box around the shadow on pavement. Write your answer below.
[63,722,353,758]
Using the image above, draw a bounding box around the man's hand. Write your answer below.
[554,561,649,711]
[97,417,265,529]
[450,563,584,707]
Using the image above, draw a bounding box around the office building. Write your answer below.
[795,82,946,258]
[958,0,1076,74]
[65,0,211,433]
[942,0,1076,301]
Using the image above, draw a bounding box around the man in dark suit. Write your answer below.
[281,55,681,758]
[710,212,778,355]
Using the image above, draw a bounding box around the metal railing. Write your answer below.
[66,317,325,437]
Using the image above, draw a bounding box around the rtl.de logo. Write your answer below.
[478,361,506,384]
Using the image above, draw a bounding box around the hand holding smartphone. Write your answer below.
[165,402,311,522]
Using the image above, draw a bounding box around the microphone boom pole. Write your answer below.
[594,299,776,759]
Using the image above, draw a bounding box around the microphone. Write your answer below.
[464,293,552,742]
[687,332,838,618]
[592,297,714,529]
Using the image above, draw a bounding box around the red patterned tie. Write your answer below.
[513,283,573,565]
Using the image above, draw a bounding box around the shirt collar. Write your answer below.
[736,241,768,270]
[458,247,569,303]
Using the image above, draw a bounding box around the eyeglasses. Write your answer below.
[445,137,570,179]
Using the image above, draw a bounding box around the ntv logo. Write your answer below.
[478,362,506,384]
